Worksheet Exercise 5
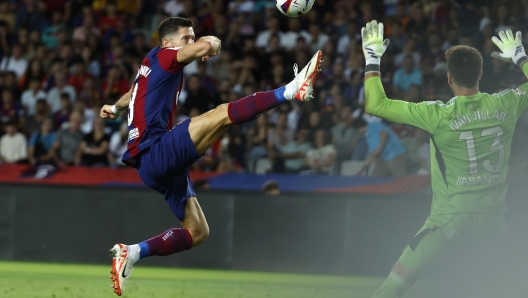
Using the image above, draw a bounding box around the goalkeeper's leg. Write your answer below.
[372,214,458,298]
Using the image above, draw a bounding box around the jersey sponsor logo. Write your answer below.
[455,174,506,186]
[138,65,152,78]
[128,127,140,141]
[448,109,507,131]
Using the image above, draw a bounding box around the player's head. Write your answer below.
[445,45,483,90]
[158,17,194,48]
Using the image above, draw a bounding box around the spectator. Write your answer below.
[331,106,360,162]
[108,121,127,167]
[68,60,92,93]
[41,11,68,49]
[0,0,15,31]
[0,43,28,79]
[272,129,311,173]
[262,180,280,196]
[0,89,24,129]
[352,118,407,177]
[246,114,269,170]
[21,78,47,116]
[393,54,424,98]
[182,74,215,115]
[27,118,55,166]
[308,24,330,55]
[337,23,360,56]
[19,59,46,90]
[75,117,110,167]
[53,93,72,130]
[51,110,84,169]
[282,18,311,51]
[98,1,119,36]
[256,17,284,50]
[72,13,101,43]
[267,112,294,153]
[80,46,101,78]
[305,129,337,175]
[0,120,27,163]
[102,65,129,104]
[24,98,49,136]
[47,71,76,113]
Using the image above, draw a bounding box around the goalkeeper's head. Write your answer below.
[445,45,483,90]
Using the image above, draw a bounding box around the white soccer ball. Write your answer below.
[276,0,315,18]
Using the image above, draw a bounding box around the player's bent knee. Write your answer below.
[189,223,209,247]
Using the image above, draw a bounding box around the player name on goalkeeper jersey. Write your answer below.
[448,109,507,131]
[456,173,507,186]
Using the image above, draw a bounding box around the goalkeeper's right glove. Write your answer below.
[491,30,528,67]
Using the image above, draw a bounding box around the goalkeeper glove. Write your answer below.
[491,30,528,67]
[361,20,390,74]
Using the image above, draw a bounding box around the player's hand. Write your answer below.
[491,30,528,67]
[100,104,120,120]
[361,20,390,71]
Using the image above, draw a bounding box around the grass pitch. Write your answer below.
[0,261,446,298]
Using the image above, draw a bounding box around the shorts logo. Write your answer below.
[128,128,140,141]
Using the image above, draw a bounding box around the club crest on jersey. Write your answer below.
[138,65,151,78]
[128,127,139,141]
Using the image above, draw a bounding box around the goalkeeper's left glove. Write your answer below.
[491,30,528,67]
[361,20,390,74]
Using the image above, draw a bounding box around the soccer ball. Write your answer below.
[276,0,315,17]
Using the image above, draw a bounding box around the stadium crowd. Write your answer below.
[0,0,527,177]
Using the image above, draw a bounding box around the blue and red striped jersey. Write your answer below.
[122,46,187,167]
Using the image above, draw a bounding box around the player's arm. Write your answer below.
[100,85,133,120]
[361,21,442,134]
[177,36,221,63]
[491,30,528,117]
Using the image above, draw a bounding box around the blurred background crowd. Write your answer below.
[0,0,527,177]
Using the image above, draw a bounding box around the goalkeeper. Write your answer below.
[362,21,528,298]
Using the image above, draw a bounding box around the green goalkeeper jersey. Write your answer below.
[365,64,528,215]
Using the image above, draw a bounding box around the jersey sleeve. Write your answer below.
[509,63,528,119]
[157,47,187,73]
[365,76,443,134]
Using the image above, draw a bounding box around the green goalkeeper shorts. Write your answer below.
[398,212,508,274]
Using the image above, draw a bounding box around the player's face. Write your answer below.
[165,27,196,48]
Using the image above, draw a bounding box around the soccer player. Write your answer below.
[361,21,528,297]
[99,17,323,296]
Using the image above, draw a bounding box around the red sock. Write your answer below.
[227,89,285,125]
[141,228,193,257]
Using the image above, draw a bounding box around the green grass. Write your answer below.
[0,261,445,298]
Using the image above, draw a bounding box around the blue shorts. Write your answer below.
[136,119,200,221]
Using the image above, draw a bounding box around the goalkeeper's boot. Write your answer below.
[288,50,323,101]
[109,244,134,296]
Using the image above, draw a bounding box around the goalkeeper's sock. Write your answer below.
[134,228,193,260]
[227,90,285,125]
[371,271,410,298]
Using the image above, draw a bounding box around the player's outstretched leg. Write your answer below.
[188,50,323,155]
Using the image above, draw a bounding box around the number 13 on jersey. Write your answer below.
[458,125,505,175]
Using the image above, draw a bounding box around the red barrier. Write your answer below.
[0,164,218,186]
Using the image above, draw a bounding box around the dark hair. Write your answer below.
[60,93,70,100]
[5,119,17,127]
[158,17,193,42]
[262,180,280,193]
[352,117,367,129]
[445,45,482,88]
